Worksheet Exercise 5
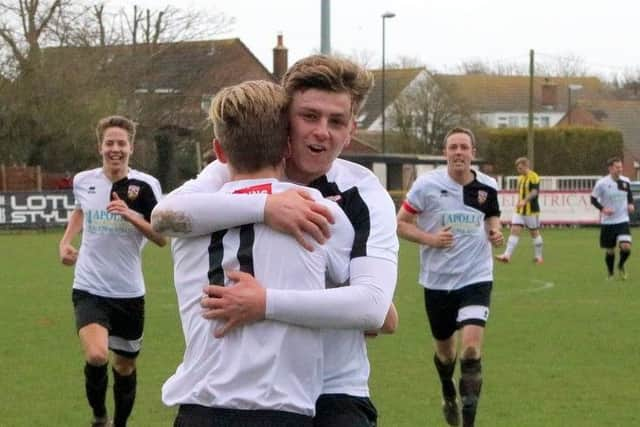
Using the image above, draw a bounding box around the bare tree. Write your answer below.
[0,0,234,178]
[390,71,478,154]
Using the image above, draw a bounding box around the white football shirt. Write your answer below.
[404,168,500,291]
[159,158,399,399]
[162,179,354,416]
[72,167,162,298]
[591,175,633,225]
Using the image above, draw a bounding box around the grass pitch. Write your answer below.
[1,228,638,426]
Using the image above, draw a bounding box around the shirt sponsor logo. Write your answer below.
[128,184,140,200]
[477,190,488,205]
[442,211,483,234]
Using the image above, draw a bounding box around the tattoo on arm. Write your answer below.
[152,210,193,234]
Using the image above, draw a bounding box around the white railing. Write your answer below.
[501,175,600,191]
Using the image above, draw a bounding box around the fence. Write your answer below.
[501,175,600,191]
[1,164,71,192]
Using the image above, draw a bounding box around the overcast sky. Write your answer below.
[110,0,638,78]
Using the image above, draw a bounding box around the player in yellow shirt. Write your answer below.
[496,157,544,264]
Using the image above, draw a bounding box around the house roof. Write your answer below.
[358,67,425,129]
[579,100,640,160]
[45,38,274,95]
[43,38,275,129]
[433,74,608,113]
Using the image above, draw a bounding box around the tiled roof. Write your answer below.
[433,74,608,113]
[359,67,425,129]
[582,100,640,160]
[45,38,273,95]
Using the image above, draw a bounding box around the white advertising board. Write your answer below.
[499,191,600,225]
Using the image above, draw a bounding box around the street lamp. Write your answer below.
[381,11,395,153]
[567,84,583,125]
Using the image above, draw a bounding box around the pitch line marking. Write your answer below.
[494,279,554,296]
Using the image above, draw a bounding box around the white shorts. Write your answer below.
[511,214,540,230]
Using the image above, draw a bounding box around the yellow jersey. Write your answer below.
[516,170,540,215]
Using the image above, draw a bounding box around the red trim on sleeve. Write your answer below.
[233,183,273,194]
[402,200,419,214]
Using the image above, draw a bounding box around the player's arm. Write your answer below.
[626,185,635,213]
[201,193,398,336]
[590,194,613,215]
[59,208,83,266]
[485,215,504,247]
[365,302,399,337]
[151,161,332,249]
[151,189,332,251]
[484,185,504,247]
[202,256,397,337]
[108,192,166,247]
[518,186,539,208]
[397,203,453,248]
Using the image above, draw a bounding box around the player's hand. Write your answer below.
[59,243,78,266]
[629,204,635,214]
[517,200,526,209]
[488,229,504,247]
[107,192,133,221]
[264,189,334,251]
[434,225,454,248]
[602,207,614,216]
[201,270,266,338]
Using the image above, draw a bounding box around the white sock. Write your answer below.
[504,235,519,257]
[533,235,543,258]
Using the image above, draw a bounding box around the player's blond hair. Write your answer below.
[282,54,373,115]
[209,80,288,173]
[515,157,530,167]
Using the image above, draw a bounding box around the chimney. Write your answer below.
[541,79,558,110]
[273,33,288,83]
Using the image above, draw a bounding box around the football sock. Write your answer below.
[459,358,482,427]
[84,362,108,418]
[533,235,543,258]
[434,354,457,399]
[113,368,137,427]
[605,253,615,275]
[504,235,519,257]
[619,249,630,270]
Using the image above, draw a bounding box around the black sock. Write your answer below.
[113,368,137,427]
[619,250,630,270]
[605,253,615,275]
[459,358,482,427]
[84,362,108,419]
[434,354,457,399]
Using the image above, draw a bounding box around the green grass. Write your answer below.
[1,228,638,426]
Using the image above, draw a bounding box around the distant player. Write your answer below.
[590,156,634,280]
[496,157,543,264]
[161,80,356,426]
[58,115,166,427]
[397,127,503,427]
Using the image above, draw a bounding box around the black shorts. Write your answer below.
[600,222,632,249]
[423,282,492,341]
[173,404,313,427]
[72,289,145,358]
[314,394,377,427]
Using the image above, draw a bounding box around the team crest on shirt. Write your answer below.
[127,184,140,200]
[477,190,487,205]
